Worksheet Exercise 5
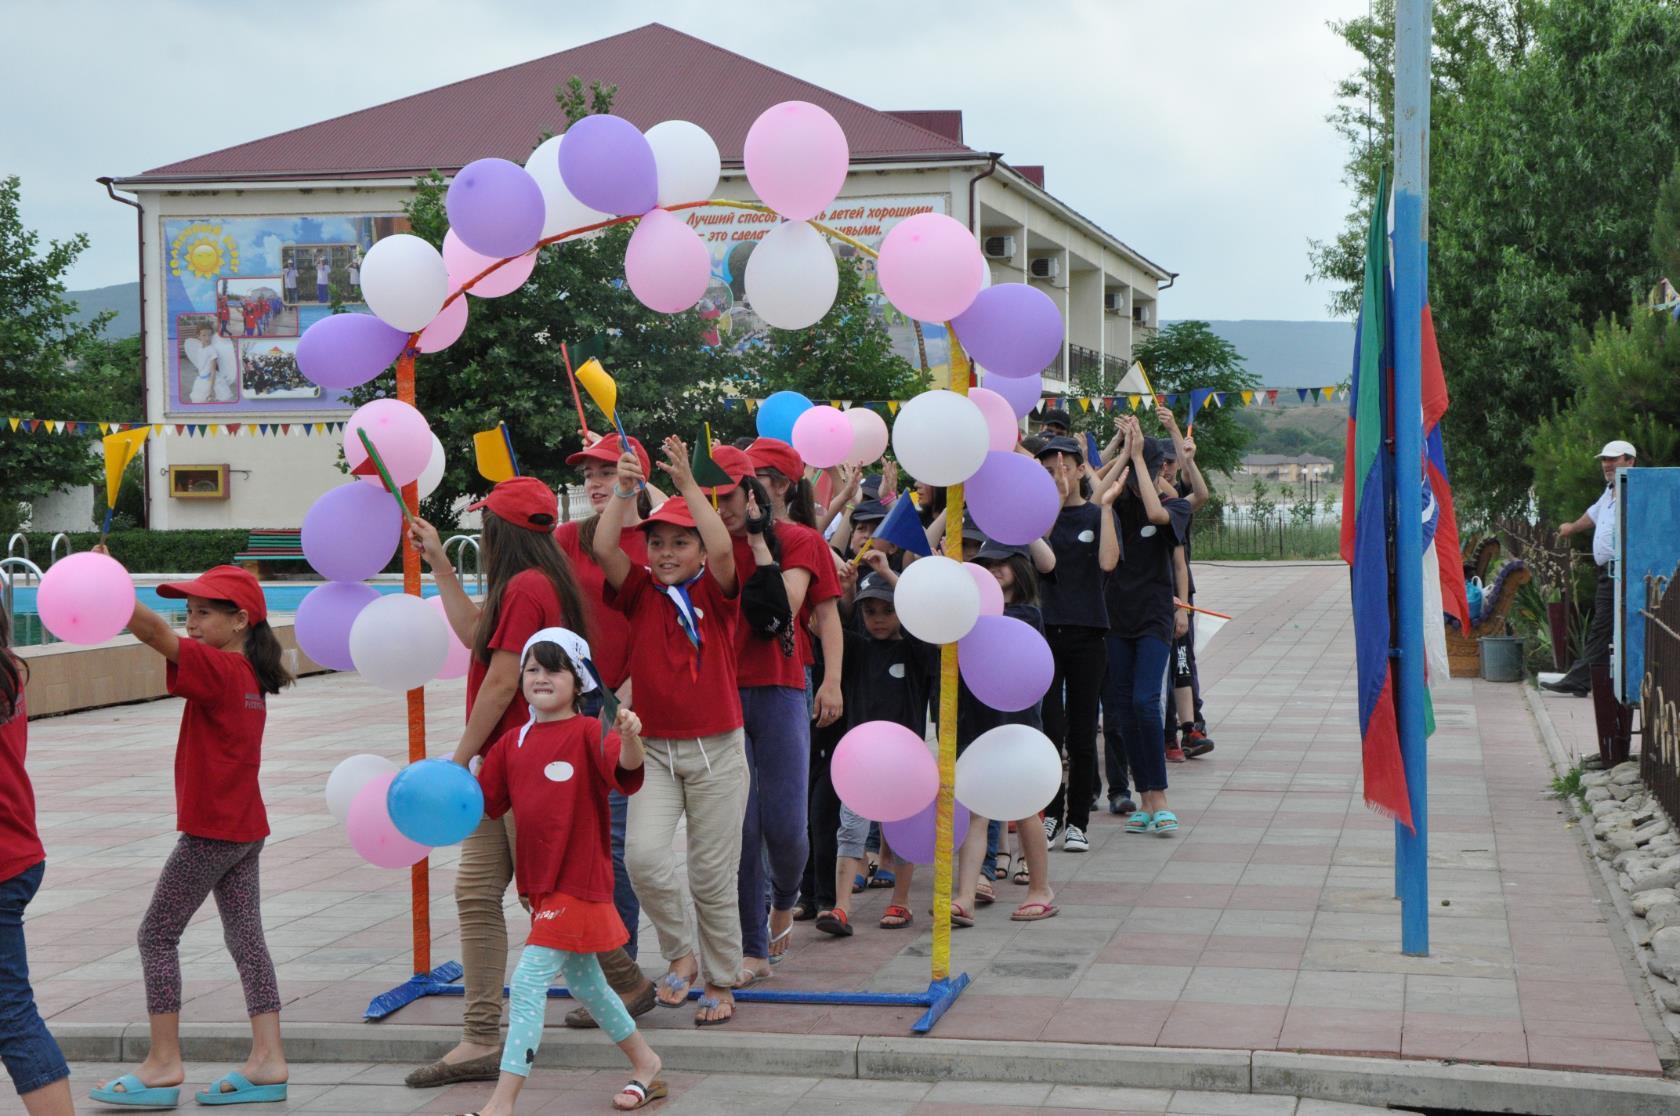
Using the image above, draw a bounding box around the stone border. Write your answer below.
[1524,686,1680,1055]
[48,1022,1680,1114]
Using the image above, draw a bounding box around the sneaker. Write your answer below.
[1182,729,1215,758]
[1165,745,1188,763]
[1062,825,1090,852]
[1108,796,1137,816]
[1042,816,1060,844]
[1539,678,1589,696]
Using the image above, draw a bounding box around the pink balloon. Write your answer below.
[743,101,850,222]
[958,615,1054,712]
[968,387,1020,452]
[443,230,538,299]
[624,208,710,313]
[877,213,985,323]
[417,296,468,354]
[791,405,852,469]
[963,562,1004,617]
[36,552,135,645]
[845,407,889,466]
[428,596,471,680]
[832,721,938,822]
[344,399,433,488]
[346,772,430,869]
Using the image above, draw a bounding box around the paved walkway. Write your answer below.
[24,563,1673,1080]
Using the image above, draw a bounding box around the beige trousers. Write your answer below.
[624,729,748,990]
[454,811,517,1046]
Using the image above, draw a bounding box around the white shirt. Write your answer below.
[1586,485,1616,567]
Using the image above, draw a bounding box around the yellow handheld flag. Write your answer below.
[574,358,618,426]
[100,427,150,535]
[473,422,519,484]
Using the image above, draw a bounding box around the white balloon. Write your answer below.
[361,234,449,332]
[349,594,450,693]
[417,434,446,500]
[845,407,890,466]
[744,221,839,330]
[325,753,397,822]
[891,389,989,485]
[645,120,721,207]
[525,134,610,241]
[955,724,1063,821]
[893,555,980,644]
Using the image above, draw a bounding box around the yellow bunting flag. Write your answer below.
[887,400,900,415]
[1242,390,1254,406]
[1128,394,1142,411]
[1320,386,1336,401]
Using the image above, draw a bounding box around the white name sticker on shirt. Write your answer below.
[888,663,907,679]
[1140,525,1158,538]
[544,761,576,783]
[1078,529,1096,543]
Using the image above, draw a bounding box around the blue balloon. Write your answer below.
[386,758,484,847]
[756,390,813,442]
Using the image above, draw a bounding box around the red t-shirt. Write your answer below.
[606,562,742,738]
[776,523,842,670]
[465,568,568,757]
[167,637,269,842]
[241,303,261,328]
[478,716,644,903]
[554,521,647,692]
[0,686,44,883]
[730,526,840,689]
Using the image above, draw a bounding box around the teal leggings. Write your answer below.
[501,946,634,1076]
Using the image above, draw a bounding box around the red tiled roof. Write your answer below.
[1014,165,1046,189]
[886,110,963,144]
[123,24,978,184]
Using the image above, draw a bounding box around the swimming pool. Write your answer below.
[4,582,440,647]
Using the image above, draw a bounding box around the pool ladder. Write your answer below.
[49,533,73,565]
[444,535,483,596]
[0,556,45,627]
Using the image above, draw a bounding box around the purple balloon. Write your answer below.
[882,797,971,865]
[967,451,1060,545]
[294,581,380,671]
[446,158,546,259]
[296,313,410,390]
[981,370,1043,419]
[958,615,1054,712]
[953,284,1064,379]
[558,115,659,217]
[301,483,402,582]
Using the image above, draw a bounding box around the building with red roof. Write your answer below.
[110,23,1171,528]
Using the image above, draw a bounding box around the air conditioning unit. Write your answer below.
[1103,290,1125,313]
[1133,303,1152,325]
[982,235,1016,260]
[1029,256,1060,281]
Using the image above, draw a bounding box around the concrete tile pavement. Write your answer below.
[24,563,1673,1078]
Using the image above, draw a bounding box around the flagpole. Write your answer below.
[1392,0,1432,957]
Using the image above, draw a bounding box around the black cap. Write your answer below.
[1140,436,1165,478]
[850,498,888,524]
[1040,413,1070,432]
[855,572,895,604]
[960,514,985,543]
[860,474,882,497]
[1033,435,1083,460]
[976,539,1030,563]
[1155,437,1178,462]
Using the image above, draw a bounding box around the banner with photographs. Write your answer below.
[162,214,409,415]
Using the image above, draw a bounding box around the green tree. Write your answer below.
[0,177,141,533]
[1654,156,1680,283]
[1312,0,1680,519]
[1126,321,1259,478]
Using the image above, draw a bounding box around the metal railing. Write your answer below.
[5,534,27,563]
[1639,565,1680,822]
[0,557,44,626]
[444,535,483,596]
[49,533,73,566]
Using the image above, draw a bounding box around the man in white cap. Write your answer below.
[1542,439,1637,695]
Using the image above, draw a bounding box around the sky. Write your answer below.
[5,0,1364,321]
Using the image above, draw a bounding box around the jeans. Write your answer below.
[1105,633,1172,795]
[983,819,1003,879]
[1043,626,1108,831]
[738,686,810,958]
[608,790,638,960]
[0,862,70,1096]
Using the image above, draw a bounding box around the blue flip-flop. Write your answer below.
[1124,811,1154,834]
[194,1072,287,1106]
[1151,811,1180,836]
[89,1074,181,1108]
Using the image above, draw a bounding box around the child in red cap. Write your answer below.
[92,564,293,1108]
[594,436,747,1027]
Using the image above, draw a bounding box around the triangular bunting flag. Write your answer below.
[1164,394,1179,406]
[1128,394,1142,411]
[887,401,900,415]
[1297,388,1311,403]
[152,424,163,436]
[746,399,759,413]
[227,423,241,436]
[26,420,40,433]
[6,418,17,432]
[1241,390,1254,406]
[1213,392,1227,407]
[1321,386,1336,401]
[1079,398,1092,412]
[281,424,291,435]
[98,422,110,434]
[174,424,185,436]
[44,420,57,434]
[1266,389,1279,405]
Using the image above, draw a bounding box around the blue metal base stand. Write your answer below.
[366,960,970,1033]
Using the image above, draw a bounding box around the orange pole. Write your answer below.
[394,351,431,974]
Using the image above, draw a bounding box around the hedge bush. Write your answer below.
[8,530,409,576]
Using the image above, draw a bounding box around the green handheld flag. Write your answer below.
[691,422,733,488]
[355,428,417,530]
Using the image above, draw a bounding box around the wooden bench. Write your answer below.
[1446,558,1532,677]
[234,530,307,578]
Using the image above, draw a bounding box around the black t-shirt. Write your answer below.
[1040,503,1109,630]
[957,602,1045,748]
[1105,496,1192,642]
[841,628,936,738]
[1174,477,1197,599]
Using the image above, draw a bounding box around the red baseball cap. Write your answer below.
[156,565,267,624]
[747,437,804,482]
[639,498,698,531]
[467,476,558,532]
[567,434,651,478]
[705,445,754,497]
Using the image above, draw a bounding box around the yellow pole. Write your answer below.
[930,336,971,982]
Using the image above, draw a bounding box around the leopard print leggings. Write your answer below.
[138,835,280,1017]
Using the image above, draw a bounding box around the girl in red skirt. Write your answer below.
[460,628,663,1114]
